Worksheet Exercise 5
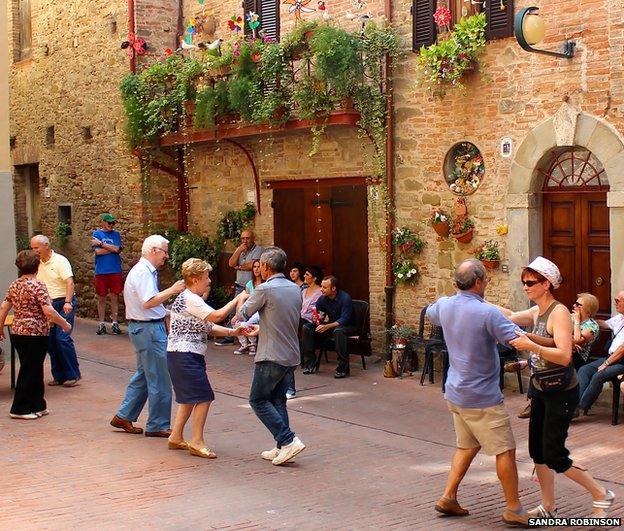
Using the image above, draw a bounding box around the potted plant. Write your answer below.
[430,208,451,238]
[393,227,425,256]
[451,216,474,244]
[415,12,487,98]
[388,323,417,348]
[393,259,420,285]
[475,240,501,269]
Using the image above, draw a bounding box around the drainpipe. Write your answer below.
[128,0,136,73]
[383,0,396,339]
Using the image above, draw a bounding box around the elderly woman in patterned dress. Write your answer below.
[167,258,250,458]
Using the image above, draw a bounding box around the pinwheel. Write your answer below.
[228,15,244,33]
[120,33,148,58]
[282,0,315,21]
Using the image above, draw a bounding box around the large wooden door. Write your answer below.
[273,182,369,301]
[543,191,610,318]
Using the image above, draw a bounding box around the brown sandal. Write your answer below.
[189,445,217,459]
[167,440,189,450]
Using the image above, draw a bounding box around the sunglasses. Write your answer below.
[573,301,583,307]
[521,280,541,287]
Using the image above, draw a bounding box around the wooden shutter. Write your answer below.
[259,0,280,40]
[18,0,32,60]
[243,0,256,39]
[412,0,437,52]
[486,0,514,40]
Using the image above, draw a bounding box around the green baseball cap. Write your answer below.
[101,213,116,223]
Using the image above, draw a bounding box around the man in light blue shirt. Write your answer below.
[426,259,528,527]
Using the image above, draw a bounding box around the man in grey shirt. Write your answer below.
[239,247,306,466]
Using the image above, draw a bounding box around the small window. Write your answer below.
[58,205,72,232]
[13,0,32,62]
[10,136,16,149]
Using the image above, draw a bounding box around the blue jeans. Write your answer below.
[117,321,171,432]
[49,297,80,382]
[578,357,624,411]
[249,361,295,448]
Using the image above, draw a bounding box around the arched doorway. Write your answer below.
[540,147,611,317]
[506,106,624,311]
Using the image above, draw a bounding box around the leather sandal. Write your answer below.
[167,440,189,450]
[189,445,217,459]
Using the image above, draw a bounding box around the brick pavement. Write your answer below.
[0,318,622,529]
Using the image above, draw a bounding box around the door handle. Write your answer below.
[595,276,604,286]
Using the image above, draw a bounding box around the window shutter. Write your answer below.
[259,0,280,40]
[486,0,514,40]
[243,0,257,39]
[18,0,32,61]
[412,0,437,52]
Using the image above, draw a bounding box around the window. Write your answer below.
[13,164,41,238]
[13,0,32,62]
[412,0,514,52]
[243,0,280,40]
[58,205,73,234]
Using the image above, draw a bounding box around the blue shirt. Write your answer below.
[93,229,123,275]
[427,291,521,408]
[316,290,355,327]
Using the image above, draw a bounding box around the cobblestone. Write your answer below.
[0,318,621,529]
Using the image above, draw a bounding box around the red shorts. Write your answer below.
[95,272,123,296]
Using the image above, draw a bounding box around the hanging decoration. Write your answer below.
[120,33,148,58]
[353,0,367,10]
[246,11,260,39]
[228,15,244,33]
[283,0,316,21]
[443,141,485,196]
[317,1,331,20]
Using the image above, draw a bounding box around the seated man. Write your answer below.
[576,290,624,416]
[301,276,356,379]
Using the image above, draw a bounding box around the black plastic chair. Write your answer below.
[412,305,448,387]
[317,300,371,370]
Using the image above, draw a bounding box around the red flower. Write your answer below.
[164,48,173,56]
[433,6,451,27]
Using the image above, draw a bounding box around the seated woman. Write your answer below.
[300,266,323,374]
[571,292,600,370]
[167,258,249,458]
[234,259,263,355]
[289,262,306,290]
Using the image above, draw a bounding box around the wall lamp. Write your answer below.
[514,7,576,59]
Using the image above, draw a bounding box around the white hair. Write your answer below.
[141,234,169,256]
[31,234,50,246]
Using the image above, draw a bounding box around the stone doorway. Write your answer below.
[506,106,624,310]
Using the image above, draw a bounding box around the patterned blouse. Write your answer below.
[4,277,52,336]
[167,289,214,355]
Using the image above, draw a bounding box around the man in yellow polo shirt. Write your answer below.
[30,235,81,387]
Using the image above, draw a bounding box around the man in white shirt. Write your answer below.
[30,235,81,387]
[577,290,624,415]
[110,235,185,437]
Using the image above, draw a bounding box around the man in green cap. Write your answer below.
[92,213,123,335]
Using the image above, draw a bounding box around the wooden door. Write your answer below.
[543,191,610,318]
[273,183,369,301]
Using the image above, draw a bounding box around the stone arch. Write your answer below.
[506,104,624,308]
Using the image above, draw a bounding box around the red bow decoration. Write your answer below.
[121,33,148,57]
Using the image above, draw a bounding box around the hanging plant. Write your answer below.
[393,227,425,256]
[415,12,487,98]
[450,216,475,243]
[393,259,420,285]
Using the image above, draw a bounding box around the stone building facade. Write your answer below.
[9,0,624,352]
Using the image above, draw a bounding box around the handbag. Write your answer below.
[532,364,574,393]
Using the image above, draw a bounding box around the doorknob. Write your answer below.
[595,276,604,286]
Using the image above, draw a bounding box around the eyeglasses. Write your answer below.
[616,298,623,303]
[154,247,169,255]
[521,280,540,287]
[573,301,583,307]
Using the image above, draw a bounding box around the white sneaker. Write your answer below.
[35,409,50,417]
[261,447,296,462]
[272,437,305,465]
[286,390,296,399]
[10,413,38,420]
[233,345,250,355]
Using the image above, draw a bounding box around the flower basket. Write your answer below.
[392,338,408,348]
[432,221,450,238]
[453,228,474,244]
[482,259,500,270]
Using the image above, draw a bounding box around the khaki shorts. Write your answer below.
[447,401,516,456]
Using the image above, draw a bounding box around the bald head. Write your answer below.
[454,259,486,291]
